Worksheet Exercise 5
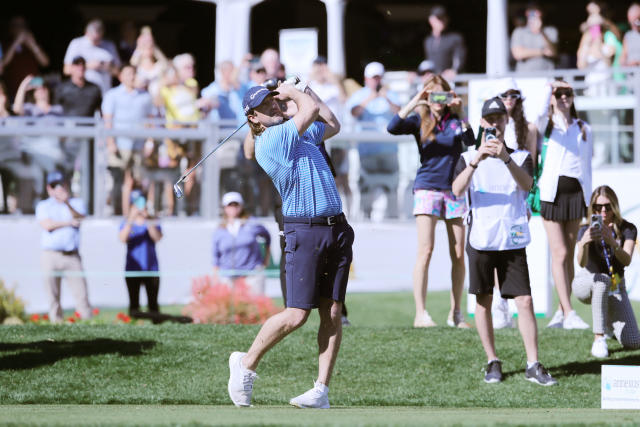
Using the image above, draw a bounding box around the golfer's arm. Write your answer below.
[290,90,319,137]
[304,86,340,139]
[243,132,255,160]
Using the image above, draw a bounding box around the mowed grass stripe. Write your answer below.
[0,292,639,408]
[1,405,639,426]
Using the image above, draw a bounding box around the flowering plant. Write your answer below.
[184,275,280,324]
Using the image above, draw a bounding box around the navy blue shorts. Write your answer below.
[283,220,354,309]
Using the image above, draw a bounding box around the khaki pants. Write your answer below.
[41,250,92,323]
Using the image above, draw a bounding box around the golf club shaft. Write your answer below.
[177,121,247,184]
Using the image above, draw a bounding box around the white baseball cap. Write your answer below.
[222,192,244,206]
[364,61,385,78]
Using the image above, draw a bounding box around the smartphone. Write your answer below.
[134,196,146,210]
[590,214,603,230]
[428,92,453,105]
[484,126,497,141]
[30,77,44,87]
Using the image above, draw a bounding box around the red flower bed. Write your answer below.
[184,276,280,324]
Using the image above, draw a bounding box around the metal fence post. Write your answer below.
[634,69,640,166]
[200,121,220,219]
[93,118,105,217]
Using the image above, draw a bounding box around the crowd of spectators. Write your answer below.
[0,2,639,218]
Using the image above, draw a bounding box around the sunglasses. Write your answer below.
[500,91,521,100]
[554,89,574,98]
[593,203,612,212]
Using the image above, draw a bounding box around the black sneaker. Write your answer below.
[525,362,558,386]
[484,360,503,383]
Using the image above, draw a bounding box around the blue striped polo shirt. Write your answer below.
[255,119,342,217]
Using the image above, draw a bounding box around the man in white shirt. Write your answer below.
[36,171,92,323]
[452,97,557,386]
[63,19,121,94]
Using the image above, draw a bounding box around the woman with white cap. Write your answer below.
[211,191,271,295]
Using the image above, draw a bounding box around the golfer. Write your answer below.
[227,82,353,409]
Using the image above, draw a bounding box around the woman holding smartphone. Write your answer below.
[119,189,163,320]
[538,81,592,329]
[573,186,639,357]
[387,74,475,328]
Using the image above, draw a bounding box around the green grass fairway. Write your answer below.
[1,405,639,426]
[1,291,640,425]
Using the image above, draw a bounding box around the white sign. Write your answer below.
[279,28,318,79]
[602,365,640,409]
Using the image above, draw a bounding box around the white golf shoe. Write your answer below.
[228,351,257,407]
[289,381,330,409]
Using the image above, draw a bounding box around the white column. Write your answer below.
[321,0,346,77]
[214,0,263,67]
[486,0,509,76]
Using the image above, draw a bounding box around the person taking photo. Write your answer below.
[452,97,557,386]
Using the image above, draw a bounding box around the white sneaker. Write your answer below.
[228,352,257,407]
[563,310,590,330]
[492,299,513,329]
[414,310,437,328]
[289,381,330,409]
[547,309,564,328]
[591,337,609,358]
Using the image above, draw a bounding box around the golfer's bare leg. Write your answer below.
[316,298,343,386]
[242,307,310,371]
[475,294,498,361]
[514,295,538,362]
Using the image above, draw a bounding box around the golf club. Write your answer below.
[173,75,301,199]
[173,121,246,199]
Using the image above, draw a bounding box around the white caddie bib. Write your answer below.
[463,149,531,251]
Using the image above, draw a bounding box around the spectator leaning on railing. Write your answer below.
[423,5,466,82]
[63,19,121,95]
[346,61,401,220]
[102,65,154,216]
[54,56,102,117]
[201,60,247,127]
[510,3,557,72]
[621,3,640,67]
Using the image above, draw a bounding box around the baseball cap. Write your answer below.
[417,60,435,75]
[242,86,277,115]
[364,61,385,78]
[250,59,266,73]
[222,192,244,206]
[46,171,65,186]
[313,55,327,65]
[71,56,86,65]
[430,5,448,20]
[492,78,520,97]
[482,97,507,117]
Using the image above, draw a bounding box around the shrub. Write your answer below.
[184,275,280,324]
[0,279,26,324]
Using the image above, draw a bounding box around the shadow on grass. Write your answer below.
[0,338,156,371]
[549,353,640,378]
